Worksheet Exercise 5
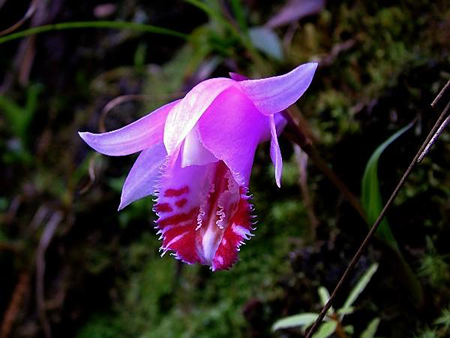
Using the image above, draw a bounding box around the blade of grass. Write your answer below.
[230,0,248,32]
[272,313,319,331]
[341,263,378,313]
[362,122,413,247]
[312,321,337,338]
[0,21,188,45]
[360,318,380,338]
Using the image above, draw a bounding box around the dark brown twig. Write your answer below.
[0,272,30,338]
[305,93,450,338]
[98,94,151,132]
[431,79,450,108]
[418,108,450,162]
[0,0,39,37]
[36,211,63,338]
[294,146,319,240]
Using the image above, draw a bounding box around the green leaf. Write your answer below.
[0,83,42,149]
[272,313,319,331]
[185,0,235,34]
[342,263,378,313]
[434,307,450,332]
[360,318,380,338]
[0,96,23,133]
[318,287,331,307]
[337,306,355,316]
[248,27,284,61]
[312,321,337,338]
[0,21,187,45]
[361,123,413,247]
[344,325,354,334]
[230,0,248,32]
[133,43,147,72]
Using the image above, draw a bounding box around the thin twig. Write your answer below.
[0,272,30,338]
[294,146,319,240]
[418,101,450,162]
[431,79,450,108]
[36,211,63,338]
[99,94,151,132]
[305,95,450,337]
[0,0,39,37]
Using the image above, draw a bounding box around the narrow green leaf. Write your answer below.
[230,0,248,32]
[185,0,232,32]
[0,96,24,134]
[133,43,147,72]
[360,318,380,338]
[433,307,450,332]
[0,21,188,45]
[342,263,378,312]
[361,123,413,247]
[337,306,355,316]
[0,84,41,145]
[312,321,337,338]
[272,313,319,331]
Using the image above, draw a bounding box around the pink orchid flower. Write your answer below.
[79,62,317,271]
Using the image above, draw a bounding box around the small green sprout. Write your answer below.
[272,263,379,338]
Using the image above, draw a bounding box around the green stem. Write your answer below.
[0,21,188,45]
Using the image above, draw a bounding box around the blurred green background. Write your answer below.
[0,1,449,337]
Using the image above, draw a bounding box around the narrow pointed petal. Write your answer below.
[118,142,167,210]
[269,115,283,187]
[260,112,287,142]
[238,62,318,115]
[198,87,270,186]
[163,78,235,155]
[155,156,252,270]
[274,112,288,135]
[79,100,178,156]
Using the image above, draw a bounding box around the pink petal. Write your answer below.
[269,115,283,187]
[163,78,235,155]
[260,112,287,142]
[79,100,178,156]
[155,155,253,271]
[181,126,218,168]
[198,87,271,186]
[118,142,167,210]
[238,62,318,115]
[274,112,288,135]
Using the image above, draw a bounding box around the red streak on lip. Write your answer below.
[164,186,189,197]
[175,198,188,208]
[158,208,198,228]
[154,203,173,213]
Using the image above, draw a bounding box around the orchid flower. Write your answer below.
[79,62,317,271]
